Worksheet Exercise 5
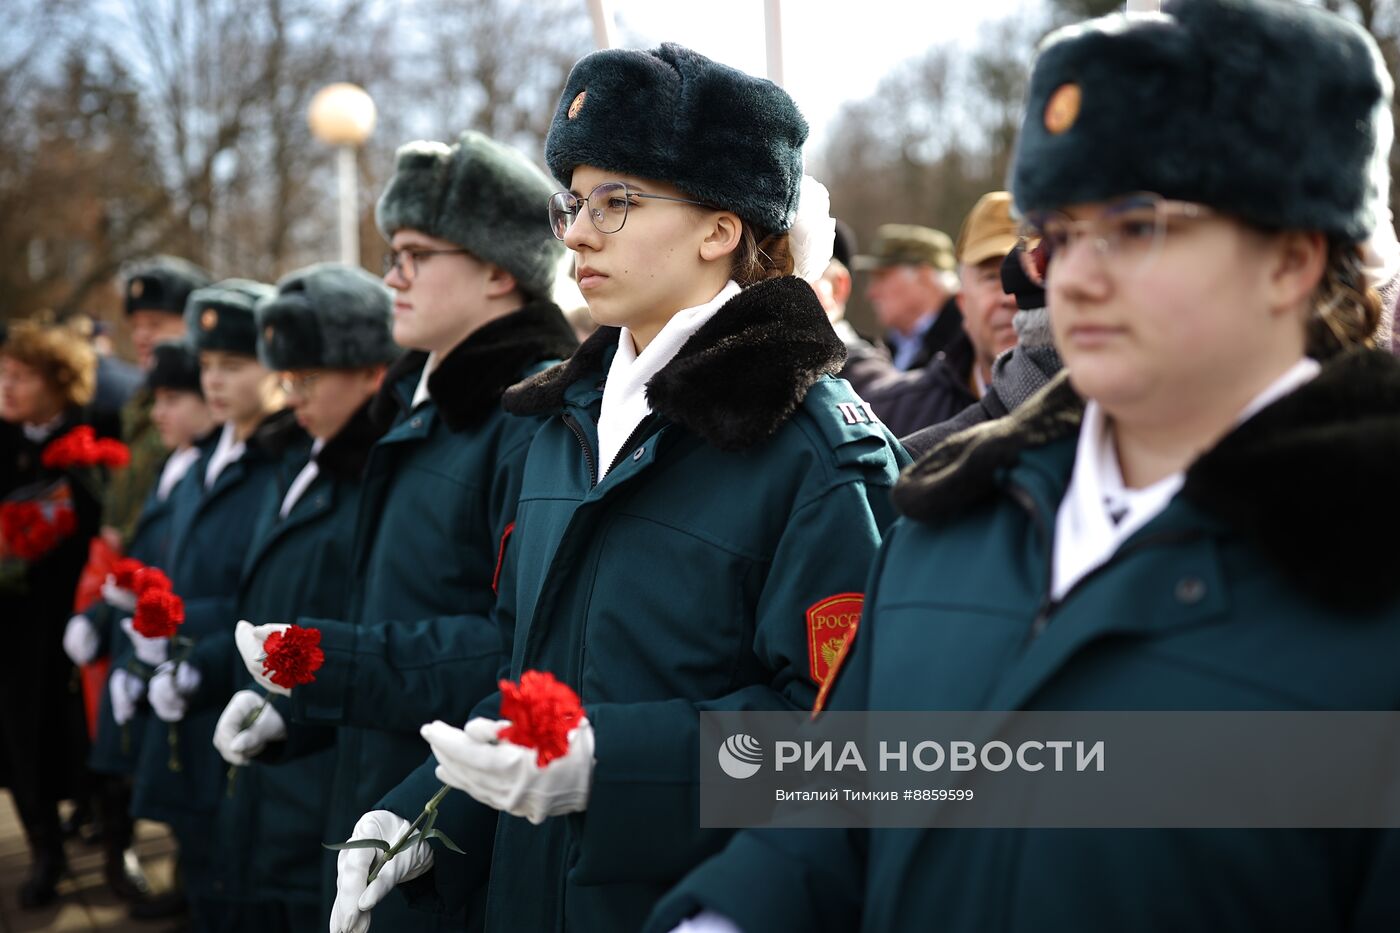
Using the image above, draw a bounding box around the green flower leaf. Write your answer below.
[423,828,465,855]
[323,838,392,852]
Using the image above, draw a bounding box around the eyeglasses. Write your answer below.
[1019,193,1214,283]
[278,371,323,398]
[382,248,469,282]
[547,182,713,240]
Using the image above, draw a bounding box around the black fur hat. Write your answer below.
[124,256,212,317]
[184,279,274,357]
[257,262,398,371]
[1012,0,1393,241]
[145,340,202,395]
[375,130,563,298]
[545,42,809,235]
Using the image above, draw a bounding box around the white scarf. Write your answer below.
[1051,357,1321,600]
[204,422,246,489]
[411,351,440,411]
[156,445,201,502]
[596,280,742,481]
[279,438,326,518]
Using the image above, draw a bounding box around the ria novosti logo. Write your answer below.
[718,733,764,779]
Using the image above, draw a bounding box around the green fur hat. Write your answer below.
[545,42,809,235]
[124,256,212,317]
[146,340,202,395]
[375,130,563,298]
[257,262,398,371]
[184,279,275,357]
[1012,0,1393,242]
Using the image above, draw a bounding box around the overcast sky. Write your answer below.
[610,0,1047,146]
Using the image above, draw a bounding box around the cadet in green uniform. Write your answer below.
[647,2,1400,931]
[129,280,305,932]
[234,130,577,933]
[201,263,398,932]
[337,42,908,933]
[103,257,211,548]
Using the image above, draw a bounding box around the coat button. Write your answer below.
[1174,576,1206,604]
[410,417,423,428]
[633,446,645,461]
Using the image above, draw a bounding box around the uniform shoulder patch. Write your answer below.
[808,592,862,716]
[806,592,862,685]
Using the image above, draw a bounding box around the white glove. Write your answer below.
[329,810,434,933]
[108,668,146,726]
[421,716,594,825]
[672,912,747,933]
[148,660,201,722]
[235,620,292,696]
[63,614,101,666]
[101,577,137,612]
[120,616,169,667]
[213,689,287,765]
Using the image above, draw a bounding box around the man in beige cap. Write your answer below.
[854,224,968,374]
[953,192,1020,395]
[849,193,1021,439]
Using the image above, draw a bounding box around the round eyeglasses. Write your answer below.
[1018,193,1214,283]
[547,182,714,240]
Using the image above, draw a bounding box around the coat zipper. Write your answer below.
[561,413,598,489]
[561,412,657,489]
[1008,484,1202,641]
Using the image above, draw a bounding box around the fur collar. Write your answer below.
[245,408,306,460]
[503,276,846,452]
[370,300,578,432]
[893,349,1400,611]
[316,400,385,482]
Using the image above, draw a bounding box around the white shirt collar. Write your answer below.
[279,438,326,518]
[1051,357,1321,601]
[411,352,440,411]
[596,280,742,481]
[204,421,247,489]
[156,445,202,502]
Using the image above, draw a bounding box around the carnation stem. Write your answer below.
[225,693,272,796]
[366,783,450,885]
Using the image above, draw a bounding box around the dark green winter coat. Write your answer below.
[129,409,306,899]
[213,402,385,915]
[647,349,1400,933]
[382,276,908,933]
[87,447,199,776]
[283,302,576,930]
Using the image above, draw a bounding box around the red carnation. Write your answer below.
[0,501,72,562]
[41,426,131,470]
[133,566,172,595]
[94,438,131,469]
[261,625,325,690]
[133,587,184,639]
[497,670,584,767]
[112,558,147,590]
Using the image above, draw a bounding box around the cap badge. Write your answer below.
[129,279,144,299]
[568,90,586,120]
[200,309,218,331]
[1045,83,1081,135]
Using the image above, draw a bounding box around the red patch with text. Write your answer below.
[806,593,863,686]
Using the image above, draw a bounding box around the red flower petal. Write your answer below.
[261,625,325,690]
[133,587,184,639]
[496,670,584,767]
[113,558,146,590]
[133,566,172,595]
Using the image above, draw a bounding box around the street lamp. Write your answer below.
[308,82,377,267]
